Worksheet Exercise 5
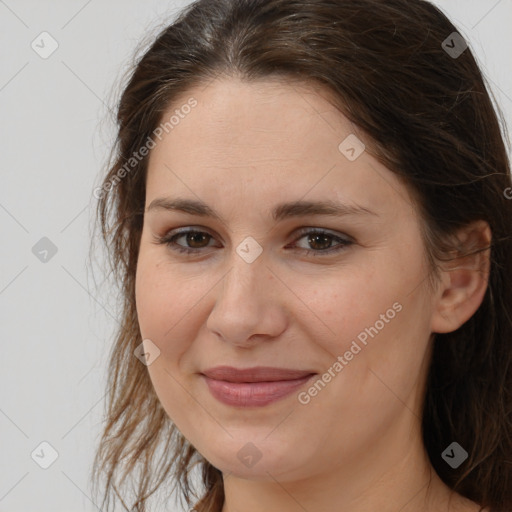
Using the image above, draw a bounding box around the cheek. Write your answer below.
[135,255,194,358]
[135,253,229,379]
[302,268,391,348]
[135,259,164,339]
[306,259,430,385]
[134,258,202,426]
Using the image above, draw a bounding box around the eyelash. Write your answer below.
[155,227,353,257]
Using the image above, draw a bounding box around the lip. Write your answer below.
[201,366,316,382]
[200,366,317,407]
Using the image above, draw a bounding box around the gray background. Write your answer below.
[1,1,511,511]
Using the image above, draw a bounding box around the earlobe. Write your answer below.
[430,220,491,334]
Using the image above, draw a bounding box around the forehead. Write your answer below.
[159,77,352,158]
[145,77,413,219]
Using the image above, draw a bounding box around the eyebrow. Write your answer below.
[146,197,378,222]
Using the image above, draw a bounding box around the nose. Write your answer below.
[206,250,288,348]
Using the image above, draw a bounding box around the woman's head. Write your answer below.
[91,1,512,511]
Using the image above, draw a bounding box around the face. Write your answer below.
[135,77,437,482]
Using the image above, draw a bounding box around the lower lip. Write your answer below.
[202,374,316,407]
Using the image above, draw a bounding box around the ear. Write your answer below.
[430,220,491,334]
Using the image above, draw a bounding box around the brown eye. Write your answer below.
[181,231,212,249]
[290,229,353,256]
[158,229,218,254]
[156,227,353,257]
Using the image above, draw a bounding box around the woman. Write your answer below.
[91,1,512,511]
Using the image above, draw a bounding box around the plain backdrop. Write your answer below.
[1,1,511,511]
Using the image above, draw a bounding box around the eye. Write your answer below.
[154,227,353,256]
[289,228,353,256]
[155,228,219,254]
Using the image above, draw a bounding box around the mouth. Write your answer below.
[201,365,316,382]
[200,366,317,407]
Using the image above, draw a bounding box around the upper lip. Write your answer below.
[201,366,316,383]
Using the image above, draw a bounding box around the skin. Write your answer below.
[135,77,491,512]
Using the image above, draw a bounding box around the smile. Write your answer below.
[201,373,316,407]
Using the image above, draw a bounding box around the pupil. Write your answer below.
[188,233,208,247]
[309,234,331,250]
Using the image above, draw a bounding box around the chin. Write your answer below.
[203,444,310,483]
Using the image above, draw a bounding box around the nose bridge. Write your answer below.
[207,243,285,344]
[220,245,268,310]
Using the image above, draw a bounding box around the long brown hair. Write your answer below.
[90,1,512,511]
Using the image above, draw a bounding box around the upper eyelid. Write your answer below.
[165,225,350,238]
